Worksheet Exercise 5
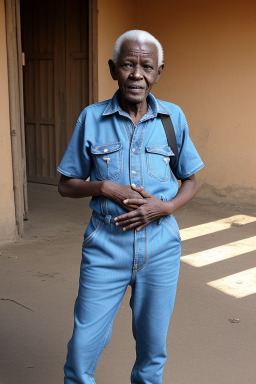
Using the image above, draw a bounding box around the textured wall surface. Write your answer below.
[0,0,17,243]
[98,0,256,204]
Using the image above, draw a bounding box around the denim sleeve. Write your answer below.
[57,115,91,180]
[174,121,204,180]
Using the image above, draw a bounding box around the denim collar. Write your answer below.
[102,90,171,121]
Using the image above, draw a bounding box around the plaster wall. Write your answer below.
[0,0,17,243]
[136,0,256,204]
[97,0,256,205]
[97,0,137,101]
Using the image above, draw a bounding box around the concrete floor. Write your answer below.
[0,183,256,384]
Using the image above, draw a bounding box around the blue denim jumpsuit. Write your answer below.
[57,91,204,384]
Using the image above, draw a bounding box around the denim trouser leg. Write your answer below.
[64,214,181,384]
[64,215,134,384]
[130,219,181,384]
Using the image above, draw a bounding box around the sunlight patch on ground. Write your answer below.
[207,268,256,298]
[180,215,256,241]
[181,236,256,267]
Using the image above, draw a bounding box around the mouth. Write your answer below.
[127,85,144,92]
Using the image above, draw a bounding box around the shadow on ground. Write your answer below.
[0,183,255,384]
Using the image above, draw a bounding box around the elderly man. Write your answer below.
[58,30,204,384]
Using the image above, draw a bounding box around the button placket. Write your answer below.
[130,123,146,188]
[128,121,148,270]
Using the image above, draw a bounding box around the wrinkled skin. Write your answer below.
[108,39,163,118]
[101,181,143,211]
[114,177,198,231]
[115,185,166,231]
[58,39,198,230]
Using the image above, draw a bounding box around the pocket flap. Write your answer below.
[146,145,174,157]
[91,142,122,155]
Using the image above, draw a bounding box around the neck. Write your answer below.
[119,96,148,126]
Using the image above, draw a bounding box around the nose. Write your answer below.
[130,65,143,79]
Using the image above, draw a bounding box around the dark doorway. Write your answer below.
[21,0,89,185]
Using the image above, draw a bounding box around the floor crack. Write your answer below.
[0,298,35,312]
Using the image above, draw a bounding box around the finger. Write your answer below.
[116,214,141,226]
[137,188,152,198]
[135,223,146,232]
[115,210,137,223]
[116,216,139,227]
[131,184,152,198]
[123,220,145,231]
[123,199,145,205]
[121,204,134,212]
[124,204,139,210]
[131,183,143,190]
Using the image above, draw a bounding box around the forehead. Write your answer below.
[118,39,158,61]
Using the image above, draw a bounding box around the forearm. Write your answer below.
[58,176,143,211]
[58,175,104,198]
[162,174,198,216]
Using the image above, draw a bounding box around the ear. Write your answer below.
[154,64,164,84]
[108,59,118,81]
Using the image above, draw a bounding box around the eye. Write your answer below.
[122,63,133,68]
[143,64,153,70]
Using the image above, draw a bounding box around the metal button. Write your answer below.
[132,148,136,152]
[103,148,108,153]
[132,170,136,174]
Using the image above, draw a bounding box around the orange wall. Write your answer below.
[98,0,256,204]
[98,0,137,101]
[0,0,17,243]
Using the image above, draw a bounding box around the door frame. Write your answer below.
[4,0,98,235]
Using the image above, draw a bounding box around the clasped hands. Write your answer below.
[114,184,170,232]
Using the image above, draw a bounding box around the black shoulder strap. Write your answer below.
[160,114,178,168]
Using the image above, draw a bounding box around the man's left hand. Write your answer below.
[114,185,171,232]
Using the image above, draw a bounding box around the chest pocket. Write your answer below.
[91,142,123,180]
[146,145,174,182]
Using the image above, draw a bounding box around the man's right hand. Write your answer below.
[58,175,144,211]
[100,181,144,211]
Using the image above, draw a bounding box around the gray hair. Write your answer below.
[113,30,164,66]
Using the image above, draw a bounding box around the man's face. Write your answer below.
[109,39,163,107]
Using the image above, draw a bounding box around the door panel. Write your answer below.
[21,0,89,184]
[66,0,89,142]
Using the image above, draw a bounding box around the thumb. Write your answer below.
[131,184,151,198]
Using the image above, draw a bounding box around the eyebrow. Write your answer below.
[121,54,155,62]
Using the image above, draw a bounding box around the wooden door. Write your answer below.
[21,0,89,185]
